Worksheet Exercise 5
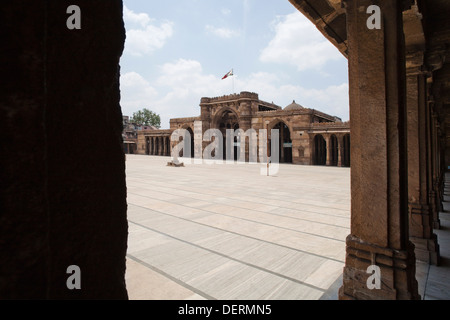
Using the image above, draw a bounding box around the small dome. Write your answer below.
[284,100,304,111]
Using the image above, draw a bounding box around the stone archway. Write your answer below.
[270,121,293,164]
[213,108,240,160]
[213,108,240,131]
[186,127,194,158]
[330,134,339,166]
[314,134,327,166]
[342,134,350,167]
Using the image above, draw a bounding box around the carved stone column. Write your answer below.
[162,137,166,156]
[152,137,156,155]
[326,134,332,166]
[339,0,420,300]
[406,67,440,265]
[148,137,153,156]
[430,111,442,228]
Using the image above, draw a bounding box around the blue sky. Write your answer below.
[120,0,349,128]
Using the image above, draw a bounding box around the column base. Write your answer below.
[410,235,440,265]
[429,191,441,229]
[408,203,440,265]
[338,235,421,300]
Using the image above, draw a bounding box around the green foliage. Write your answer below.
[131,108,161,128]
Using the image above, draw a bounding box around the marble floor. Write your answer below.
[124,155,450,300]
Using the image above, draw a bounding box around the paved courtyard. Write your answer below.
[124,155,450,300]
[124,155,351,300]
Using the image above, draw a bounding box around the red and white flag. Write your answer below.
[222,69,234,80]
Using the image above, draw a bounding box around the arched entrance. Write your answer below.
[330,135,339,166]
[342,134,351,167]
[178,127,194,158]
[271,121,292,164]
[314,135,326,166]
[186,127,194,158]
[215,109,239,160]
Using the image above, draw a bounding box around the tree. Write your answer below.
[131,108,161,128]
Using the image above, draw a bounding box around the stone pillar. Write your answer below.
[326,134,332,166]
[149,137,152,155]
[435,119,444,214]
[0,1,128,299]
[430,111,442,228]
[427,101,437,227]
[337,135,343,167]
[406,70,440,265]
[163,137,167,156]
[150,137,153,155]
[158,137,162,156]
[339,0,420,300]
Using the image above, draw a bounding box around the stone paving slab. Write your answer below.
[124,155,450,300]
[125,155,351,300]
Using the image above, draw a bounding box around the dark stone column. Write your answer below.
[152,137,156,155]
[407,70,440,265]
[0,1,128,299]
[339,0,420,300]
[162,136,167,156]
[430,110,442,228]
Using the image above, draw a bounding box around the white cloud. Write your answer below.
[120,72,158,116]
[260,12,343,71]
[123,5,151,28]
[120,61,349,129]
[205,25,240,39]
[154,59,232,126]
[123,6,173,56]
[221,8,231,16]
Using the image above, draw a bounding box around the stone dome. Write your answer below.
[284,100,304,111]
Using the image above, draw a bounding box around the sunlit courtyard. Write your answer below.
[124,155,351,300]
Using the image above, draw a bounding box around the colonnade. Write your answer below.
[146,136,171,156]
[311,133,350,167]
